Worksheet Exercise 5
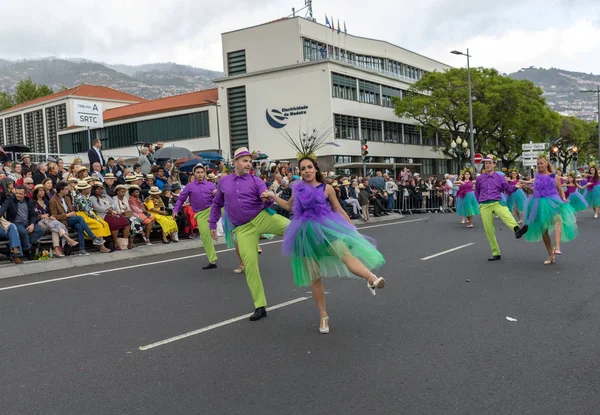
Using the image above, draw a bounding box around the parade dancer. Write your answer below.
[522,156,578,263]
[209,148,290,321]
[453,169,479,228]
[172,163,218,269]
[475,155,529,261]
[582,166,600,218]
[506,169,527,223]
[564,172,588,213]
[264,129,386,334]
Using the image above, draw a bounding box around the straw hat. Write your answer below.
[135,174,144,179]
[76,180,91,190]
[332,181,339,187]
[84,176,95,182]
[73,157,83,165]
[115,184,127,191]
[233,147,252,160]
[78,166,88,172]
[145,174,155,180]
[342,180,350,186]
[128,185,140,191]
[148,186,161,195]
[33,184,44,191]
[359,184,365,189]
[67,177,79,183]
[125,175,137,182]
[104,173,116,179]
[207,173,216,180]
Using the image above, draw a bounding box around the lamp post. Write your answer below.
[205,99,222,155]
[450,49,475,169]
[450,136,469,172]
[581,86,600,162]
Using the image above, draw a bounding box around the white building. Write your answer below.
[216,16,454,176]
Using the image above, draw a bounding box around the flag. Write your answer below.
[331,16,335,32]
[344,21,347,35]
[337,19,341,34]
[325,15,331,28]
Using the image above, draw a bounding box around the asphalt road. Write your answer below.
[1,212,600,414]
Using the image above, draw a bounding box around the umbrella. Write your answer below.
[197,151,224,161]
[154,146,195,160]
[1,144,31,162]
[178,158,216,173]
[255,153,268,160]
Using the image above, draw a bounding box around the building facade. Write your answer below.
[216,17,456,176]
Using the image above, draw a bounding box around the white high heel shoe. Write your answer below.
[319,316,329,334]
[367,275,385,295]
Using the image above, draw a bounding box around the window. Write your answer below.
[383,121,402,143]
[359,80,381,105]
[227,50,246,75]
[334,155,353,164]
[13,115,23,145]
[422,128,436,146]
[303,38,327,61]
[0,119,3,145]
[5,117,14,145]
[332,73,357,100]
[382,86,402,108]
[403,124,421,145]
[387,60,403,76]
[334,114,359,140]
[438,130,451,148]
[228,86,249,149]
[361,118,382,142]
[422,159,434,176]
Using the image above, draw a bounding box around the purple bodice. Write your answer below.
[585,178,600,188]
[456,181,474,198]
[291,181,332,220]
[564,185,578,197]
[509,179,519,186]
[533,173,558,198]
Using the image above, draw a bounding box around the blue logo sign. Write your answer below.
[265,105,309,129]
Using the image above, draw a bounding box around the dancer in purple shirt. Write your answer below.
[172,164,218,269]
[209,148,290,321]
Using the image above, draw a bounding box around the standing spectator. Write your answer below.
[138,148,152,174]
[385,177,398,210]
[368,171,386,191]
[33,162,49,185]
[358,184,370,221]
[87,139,106,169]
[0,185,45,260]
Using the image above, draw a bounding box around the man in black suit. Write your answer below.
[87,139,106,170]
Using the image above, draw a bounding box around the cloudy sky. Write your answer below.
[1,0,599,74]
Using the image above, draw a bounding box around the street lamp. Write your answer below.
[581,86,600,162]
[204,99,222,155]
[451,136,469,172]
[450,49,475,169]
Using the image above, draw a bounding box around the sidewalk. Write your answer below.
[0,212,404,280]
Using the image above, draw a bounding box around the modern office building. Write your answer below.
[0,85,143,161]
[215,16,455,176]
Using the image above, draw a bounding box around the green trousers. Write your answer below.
[195,207,217,263]
[234,210,290,308]
[479,201,518,256]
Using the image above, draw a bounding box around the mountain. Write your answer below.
[0,58,223,100]
[508,67,599,121]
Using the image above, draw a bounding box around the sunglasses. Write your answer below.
[25,182,34,185]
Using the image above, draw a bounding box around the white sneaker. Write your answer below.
[171,232,179,242]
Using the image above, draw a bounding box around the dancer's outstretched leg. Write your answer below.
[542,231,554,264]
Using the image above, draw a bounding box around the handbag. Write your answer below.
[0,216,11,232]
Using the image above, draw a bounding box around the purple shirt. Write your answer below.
[173,179,216,215]
[208,173,273,230]
[475,172,517,203]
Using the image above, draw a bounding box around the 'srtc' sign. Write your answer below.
[72,100,104,128]
[265,105,308,129]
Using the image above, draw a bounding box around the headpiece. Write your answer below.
[280,123,335,161]
[483,154,497,163]
[233,147,252,160]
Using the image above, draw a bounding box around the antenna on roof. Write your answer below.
[288,0,314,20]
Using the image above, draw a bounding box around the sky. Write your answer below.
[1,0,599,75]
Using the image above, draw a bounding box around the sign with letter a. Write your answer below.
[72,100,104,128]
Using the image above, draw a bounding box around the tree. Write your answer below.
[12,77,54,105]
[0,90,13,111]
[394,67,561,168]
[554,116,591,172]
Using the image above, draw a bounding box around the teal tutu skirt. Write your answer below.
[584,186,600,208]
[456,192,480,217]
[568,192,588,212]
[222,209,276,249]
[506,189,526,212]
[284,216,386,287]
[523,196,578,243]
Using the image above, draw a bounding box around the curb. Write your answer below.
[0,213,404,280]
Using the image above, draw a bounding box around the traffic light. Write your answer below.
[572,146,578,162]
[361,138,368,158]
[550,146,559,162]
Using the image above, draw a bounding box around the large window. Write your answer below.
[382,86,402,108]
[438,130,451,148]
[0,120,3,145]
[227,50,246,75]
[383,121,402,143]
[332,73,357,101]
[422,159,434,176]
[303,38,327,61]
[387,60,404,76]
[422,128,437,146]
[359,80,381,105]
[334,114,360,140]
[334,155,353,164]
[361,118,382,142]
[403,124,421,145]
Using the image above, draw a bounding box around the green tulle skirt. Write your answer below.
[523,196,578,242]
[456,192,480,217]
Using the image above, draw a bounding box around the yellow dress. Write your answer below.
[73,194,111,238]
[144,198,178,235]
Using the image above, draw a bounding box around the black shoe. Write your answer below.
[25,250,35,261]
[202,263,217,270]
[514,225,529,239]
[488,255,502,261]
[249,306,267,321]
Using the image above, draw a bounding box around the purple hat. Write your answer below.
[233,147,252,160]
[483,154,497,163]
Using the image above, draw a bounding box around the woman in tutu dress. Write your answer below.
[264,155,386,334]
[522,156,578,263]
[564,172,588,213]
[581,166,600,219]
[453,169,479,228]
[505,169,527,223]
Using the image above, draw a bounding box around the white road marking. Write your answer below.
[420,243,475,261]
[0,217,424,293]
[139,297,310,350]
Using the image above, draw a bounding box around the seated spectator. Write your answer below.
[155,167,169,190]
[73,181,112,250]
[16,169,33,186]
[76,166,89,180]
[0,219,23,263]
[340,179,361,218]
[113,184,147,246]
[127,185,155,244]
[144,186,178,244]
[141,174,155,199]
[66,177,79,202]
[90,184,130,250]
[1,177,15,204]
[33,162,49,185]
[41,177,56,201]
[8,163,22,182]
[103,173,117,197]
[0,185,45,260]
[32,184,78,257]
[47,162,60,186]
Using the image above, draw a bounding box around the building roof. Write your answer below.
[103,88,218,122]
[0,84,144,115]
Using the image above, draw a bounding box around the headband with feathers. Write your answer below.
[279,120,337,161]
